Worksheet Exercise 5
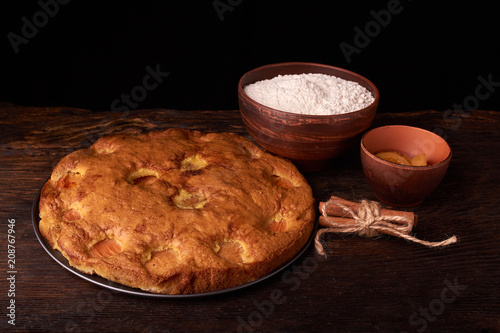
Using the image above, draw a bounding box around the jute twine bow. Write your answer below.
[314,199,458,257]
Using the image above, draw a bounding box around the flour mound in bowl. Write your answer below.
[244,73,374,115]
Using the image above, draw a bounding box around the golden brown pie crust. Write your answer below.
[38,129,316,294]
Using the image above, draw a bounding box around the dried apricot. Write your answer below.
[376,151,428,166]
[376,152,411,165]
[411,153,427,166]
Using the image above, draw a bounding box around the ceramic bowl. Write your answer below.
[238,62,379,172]
[360,125,452,207]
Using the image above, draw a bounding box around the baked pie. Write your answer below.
[39,129,315,294]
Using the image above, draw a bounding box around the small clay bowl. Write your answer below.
[360,125,452,207]
[238,62,379,172]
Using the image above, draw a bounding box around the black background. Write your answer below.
[1,0,499,113]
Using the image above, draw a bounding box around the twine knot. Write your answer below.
[345,200,393,238]
[315,198,457,257]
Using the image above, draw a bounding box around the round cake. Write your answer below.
[38,129,316,294]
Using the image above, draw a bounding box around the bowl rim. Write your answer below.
[360,125,452,170]
[238,61,380,119]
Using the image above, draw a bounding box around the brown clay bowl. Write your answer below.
[360,125,452,207]
[238,62,379,172]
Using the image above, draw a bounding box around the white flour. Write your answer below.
[244,73,374,115]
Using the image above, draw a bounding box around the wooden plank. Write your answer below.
[1,104,499,332]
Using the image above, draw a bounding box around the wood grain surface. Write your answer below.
[1,103,499,333]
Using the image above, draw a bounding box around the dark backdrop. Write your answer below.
[1,0,499,113]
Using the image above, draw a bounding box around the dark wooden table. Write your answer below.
[1,103,499,333]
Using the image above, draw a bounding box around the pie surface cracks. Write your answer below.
[38,129,315,294]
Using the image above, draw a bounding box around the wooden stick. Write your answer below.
[319,216,357,227]
[319,196,417,227]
